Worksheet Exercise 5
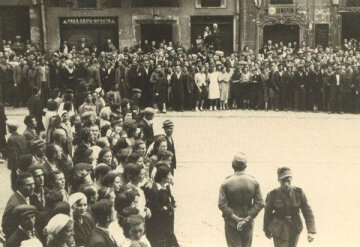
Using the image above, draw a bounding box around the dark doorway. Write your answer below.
[263,24,299,45]
[141,24,173,44]
[0,6,30,46]
[342,13,360,41]
[191,16,233,54]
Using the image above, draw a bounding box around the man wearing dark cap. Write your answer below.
[23,115,38,145]
[2,172,35,239]
[330,66,344,113]
[163,119,177,175]
[130,88,142,109]
[264,167,316,247]
[218,152,264,247]
[88,199,117,247]
[30,139,46,167]
[6,205,41,247]
[138,107,155,148]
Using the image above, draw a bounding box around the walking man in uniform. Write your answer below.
[218,152,264,247]
[264,167,316,247]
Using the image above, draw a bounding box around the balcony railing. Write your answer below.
[267,4,297,16]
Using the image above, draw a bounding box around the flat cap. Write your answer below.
[13,204,37,219]
[143,107,156,115]
[132,88,142,93]
[73,162,93,172]
[30,139,45,152]
[162,120,174,129]
[91,199,113,216]
[81,111,95,119]
[277,167,293,180]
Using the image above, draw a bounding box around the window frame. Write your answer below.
[131,0,180,8]
[195,0,226,9]
[75,0,98,9]
[269,0,294,4]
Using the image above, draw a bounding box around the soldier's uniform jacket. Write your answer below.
[264,187,316,239]
[218,172,264,227]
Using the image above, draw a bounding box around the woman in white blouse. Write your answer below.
[207,65,220,111]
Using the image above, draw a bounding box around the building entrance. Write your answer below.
[0,6,30,46]
[342,13,360,41]
[60,17,119,51]
[263,24,299,45]
[140,24,173,45]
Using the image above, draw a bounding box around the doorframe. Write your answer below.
[132,16,179,45]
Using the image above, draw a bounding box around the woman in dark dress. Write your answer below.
[69,192,95,247]
[145,165,178,247]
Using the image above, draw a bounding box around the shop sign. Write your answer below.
[61,17,117,25]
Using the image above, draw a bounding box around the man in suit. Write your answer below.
[35,58,50,107]
[6,204,41,247]
[27,87,44,133]
[13,58,29,107]
[23,115,39,146]
[170,65,187,111]
[278,64,289,111]
[294,65,306,111]
[269,64,280,110]
[78,37,89,52]
[100,61,115,93]
[138,107,155,148]
[331,67,343,113]
[29,165,48,212]
[218,152,264,247]
[88,199,117,247]
[6,120,30,190]
[163,120,176,175]
[140,60,153,107]
[2,172,35,239]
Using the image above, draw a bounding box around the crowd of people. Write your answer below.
[2,30,360,115]
[0,78,179,247]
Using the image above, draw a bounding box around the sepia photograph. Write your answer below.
[0,0,359,246]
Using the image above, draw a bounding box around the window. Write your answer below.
[270,0,293,4]
[195,0,225,8]
[201,0,221,7]
[347,0,360,7]
[132,0,179,7]
[49,0,70,7]
[77,0,97,8]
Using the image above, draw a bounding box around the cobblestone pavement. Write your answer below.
[1,108,360,247]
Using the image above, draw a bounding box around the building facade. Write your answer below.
[0,0,358,53]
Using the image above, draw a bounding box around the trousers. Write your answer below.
[225,222,253,247]
[273,231,300,247]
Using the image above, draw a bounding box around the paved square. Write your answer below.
[1,109,360,247]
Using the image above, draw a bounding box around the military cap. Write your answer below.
[163,120,174,129]
[73,162,93,172]
[132,88,142,93]
[13,205,37,220]
[6,120,20,129]
[277,167,292,180]
[233,152,247,164]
